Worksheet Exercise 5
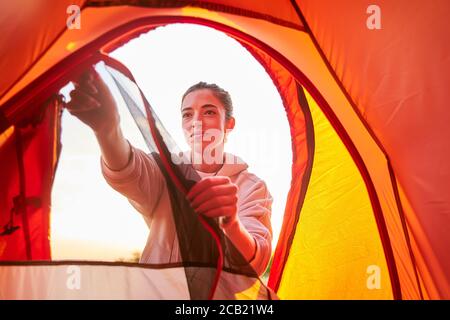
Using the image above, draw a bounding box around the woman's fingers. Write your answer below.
[187,176,239,222]
[199,206,237,219]
[187,176,232,201]
[66,89,100,113]
[73,69,98,95]
[64,66,120,133]
[80,79,98,96]
[193,195,237,214]
[189,183,237,208]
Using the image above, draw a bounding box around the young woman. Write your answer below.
[66,68,273,276]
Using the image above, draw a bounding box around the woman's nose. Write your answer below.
[192,112,203,124]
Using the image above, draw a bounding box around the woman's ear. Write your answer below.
[225,116,235,131]
[224,117,235,143]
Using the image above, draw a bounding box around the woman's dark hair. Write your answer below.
[181,82,233,120]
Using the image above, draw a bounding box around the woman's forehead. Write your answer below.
[181,89,224,110]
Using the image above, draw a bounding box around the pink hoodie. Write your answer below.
[100,145,273,276]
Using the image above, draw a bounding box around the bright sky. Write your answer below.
[51,24,292,262]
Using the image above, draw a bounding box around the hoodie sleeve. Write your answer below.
[100,144,165,220]
[237,177,273,276]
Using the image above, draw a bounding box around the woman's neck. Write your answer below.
[191,148,225,173]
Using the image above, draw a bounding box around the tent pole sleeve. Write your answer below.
[14,128,32,260]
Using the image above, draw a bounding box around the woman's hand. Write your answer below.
[65,66,120,136]
[186,176,239,227]
[65,66,131,171]
[187,176,258,263]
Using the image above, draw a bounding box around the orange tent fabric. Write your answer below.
[0,0,448,299]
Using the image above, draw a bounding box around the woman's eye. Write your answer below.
[205,110,216,115]
[182,113,192,119]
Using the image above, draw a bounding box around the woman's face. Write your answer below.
[181,89,234,158]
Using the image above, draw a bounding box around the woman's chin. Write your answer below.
[188,143,223,157]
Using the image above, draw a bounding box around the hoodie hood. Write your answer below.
[180,151,249,180]
[215,152,249,177]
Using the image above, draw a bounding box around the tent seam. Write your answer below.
[86,0,305,31]
[288,0,423,300]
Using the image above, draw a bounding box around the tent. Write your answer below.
[0,0,449,299]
